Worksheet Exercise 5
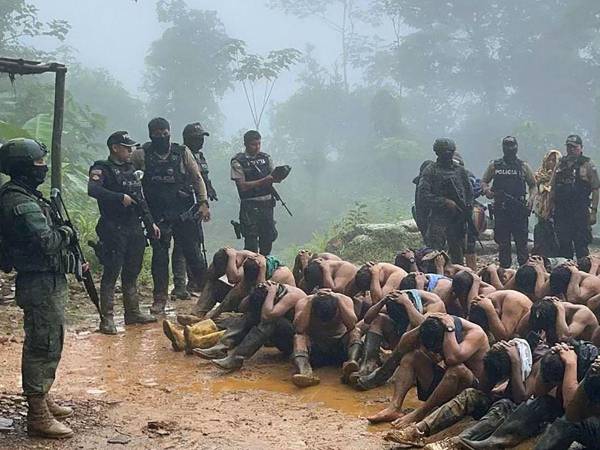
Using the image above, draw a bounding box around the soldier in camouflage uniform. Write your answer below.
[0,138,75,438]
[171,122,217,299]
[417,138,474,264]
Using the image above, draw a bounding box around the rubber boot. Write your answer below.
[163,320,185,352]
[27,395,73,439]
[171,286,191,300]
[123,289,157,325]
[184,326,225,354]
[193,342,229,360]
[46,395,73,419]
[355,343,403,391]
[99,287,117,335]
[349,332,383,386]
[212,326,268,372]
[177,314,202,326]
[99,315,117,335]
[150,295,168,315]
[292,351,320,388]
[341,342,363,383]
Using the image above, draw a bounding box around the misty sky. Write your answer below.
[32,0,349,134]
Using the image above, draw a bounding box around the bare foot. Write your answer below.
[367,406,404,423]
[392,409,420,428]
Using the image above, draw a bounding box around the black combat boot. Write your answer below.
[123,289,157,325]
[341,342,363,383]
[349,332,382,385]
[211,326,269,372]
[99,290,117,335]
[150,295,168,315]
[292,351,320,388]
[355,342,403,391]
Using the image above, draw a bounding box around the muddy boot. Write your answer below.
[171,286,190,300]
[184,325,225,354]
[341,342,363,383]
[193,343,229,359]
[163,320,185,352]
[46,395,73,420]
[27,395,73,439]
[423,437,462,450]
[99,315,117,335]
[123,290,157,325]
[349,332,382,386]
[99,287,117,335]
[212,327,268,372]
[292,351,320,388]
[355,343,403,391]
[150,295,168,315]
[176,314,202,326]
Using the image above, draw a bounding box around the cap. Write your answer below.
[183,122,210,138]
[566,134,583,146]
[107,131,138,149]
[502,136,518,148]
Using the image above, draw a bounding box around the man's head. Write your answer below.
[212,248,229,277]
[183,122,209,152]
[312,292,338,322]
[502,136,518,160]
[433,138,456,166]
[244,130,261,155]
[540,351,565,384]
[583,361,600,404]
[566,134,583,157]
[549,266,572,296]
[386,295,410,332]
[394,251,413,273]
[304,260,323,291]
[419,317,446,353]
[468,304,489,332]
[148,117,171,154]
[247,282,269,310]
[529,298,557,333]
[484,348,512,386]
[243,258,260,286]
[515,265,537,295]
[0,138,48,188]
[578,257,591,273]
[355,265,373,292]
[452,270,474,300]
[107,131,137,163]
[398,273,417,290]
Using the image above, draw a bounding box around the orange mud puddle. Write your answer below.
[0,322,534,449]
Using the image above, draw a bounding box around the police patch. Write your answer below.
[90,169,102,175]
[91,174,100,181]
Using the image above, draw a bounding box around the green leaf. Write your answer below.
[0,121,32,141]
[23,113,53,146]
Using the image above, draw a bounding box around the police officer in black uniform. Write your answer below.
[88,131,159,334]
[131,118,210,314]
[230,130,279,256]
[171,122,217,299]
[481,136,536,268]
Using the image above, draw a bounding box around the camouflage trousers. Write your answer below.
[16,272,67,396]
[426,213,466,264]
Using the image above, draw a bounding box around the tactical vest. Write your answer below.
[192,151,210,178]
[142,143,190,218]
[491,158,526,199]
[0,182,70,273]
[553,155,592,207]
[232,152,272,200]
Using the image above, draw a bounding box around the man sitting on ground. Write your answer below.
[399,272,455,307]
[303,258,359,296]
[354,261,407,303]
[292,250,341,290]
[549,262,600,314]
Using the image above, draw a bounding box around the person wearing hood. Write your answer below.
[481,136,536,268]
[532,150,561,256]
[131,117,210,315]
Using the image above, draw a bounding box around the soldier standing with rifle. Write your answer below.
[88,131,160,334]
[0,138,78,438]
[417,138,474,264]
[481,136,536,268]
[132,118,210,315]
[171,122,215,299]
[231,130,289,256]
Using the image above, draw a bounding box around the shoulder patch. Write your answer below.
[90,169,103,175]
[14,202,40,216]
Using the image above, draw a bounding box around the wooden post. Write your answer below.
[51,68,66,191]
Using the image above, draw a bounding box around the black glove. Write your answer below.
[207,186,218,202]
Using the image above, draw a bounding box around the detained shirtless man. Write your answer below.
[399,272,455,306]
[479,263,516,290]
[292,250,341,290]
[468,290,532,342]
[291,289,358,387]
[366,313,489,427]
[354,262,407,303]
[303,258,359,296]
[550,261,600,315]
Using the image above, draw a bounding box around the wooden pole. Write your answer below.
[51,68,66,191]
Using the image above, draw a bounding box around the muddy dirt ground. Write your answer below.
[0,273,537,450]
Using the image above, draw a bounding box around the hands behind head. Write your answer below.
[385,290,411,306]
[427,311,454,327]
[551,342,577,365]
[494,340,520,362]
[472,294,494,312]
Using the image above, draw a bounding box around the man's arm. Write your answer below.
[293,296,313,334]
[524,163,537,210]
[485,265,505,290]
[478,296,512,341]
[503,341,528,403]
[440,317,483,366]
[225,249,243,284]
[87,165,125,205]
[369,264,384,303]
[566,269,584,302]
[417,168,447,210]
[480,163,495,198]
[320,262,336,290]
[182,147,208,201]
[336,294,358,331]
[363,297,389,325]
[557,344,579,409]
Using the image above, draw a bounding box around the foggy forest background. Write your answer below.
[2,0,600,270]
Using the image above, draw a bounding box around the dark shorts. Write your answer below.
[310,334,348,367]
[417,363,446,401]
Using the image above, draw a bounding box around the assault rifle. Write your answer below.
[446,178,483,249]
[50,189,102,319]
[132,170,159,244]
[492,190,531,216]
[249,161,293,217]
[179,189,208,266]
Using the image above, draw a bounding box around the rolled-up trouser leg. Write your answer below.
[18,273,67,396]
[459,398,516,441]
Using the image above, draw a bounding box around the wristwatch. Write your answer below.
[446,326,455,333]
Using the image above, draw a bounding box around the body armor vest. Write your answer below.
[491,158,526,199]
[554,155,592,208]
[232,152,272,200]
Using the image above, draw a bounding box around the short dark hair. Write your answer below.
[577,257,591,273]
[148,117,170,133]
[243,258,260,286]
[419,317,445,353]
[312,293,338,322]
[394,252,413,272]
[549,266,572,295]
[304,261,323,291]
[484,349,511,386]
[246,283,269,315]
[243,130,261,145]
[399,273,417,290]
[453,271,474,298]
[468,304,490,332]
[212,249,229,277]
[355,265,372,292]
[540,351,565,384]
[529,298,557,333]
[515,265,537,295]
[583,371,600,403]
[386,297,409,333]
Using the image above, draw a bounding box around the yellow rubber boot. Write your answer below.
[184,327,226,354]
[162,320,185,352]
[189,319,218,336]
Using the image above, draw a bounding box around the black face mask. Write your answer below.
[437,150,454,165]
[151,135,170,153]
[15,165,48,189]
[503,147,518,160]
[185,136,204,152]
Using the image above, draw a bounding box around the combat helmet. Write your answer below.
[0,138,47,175]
